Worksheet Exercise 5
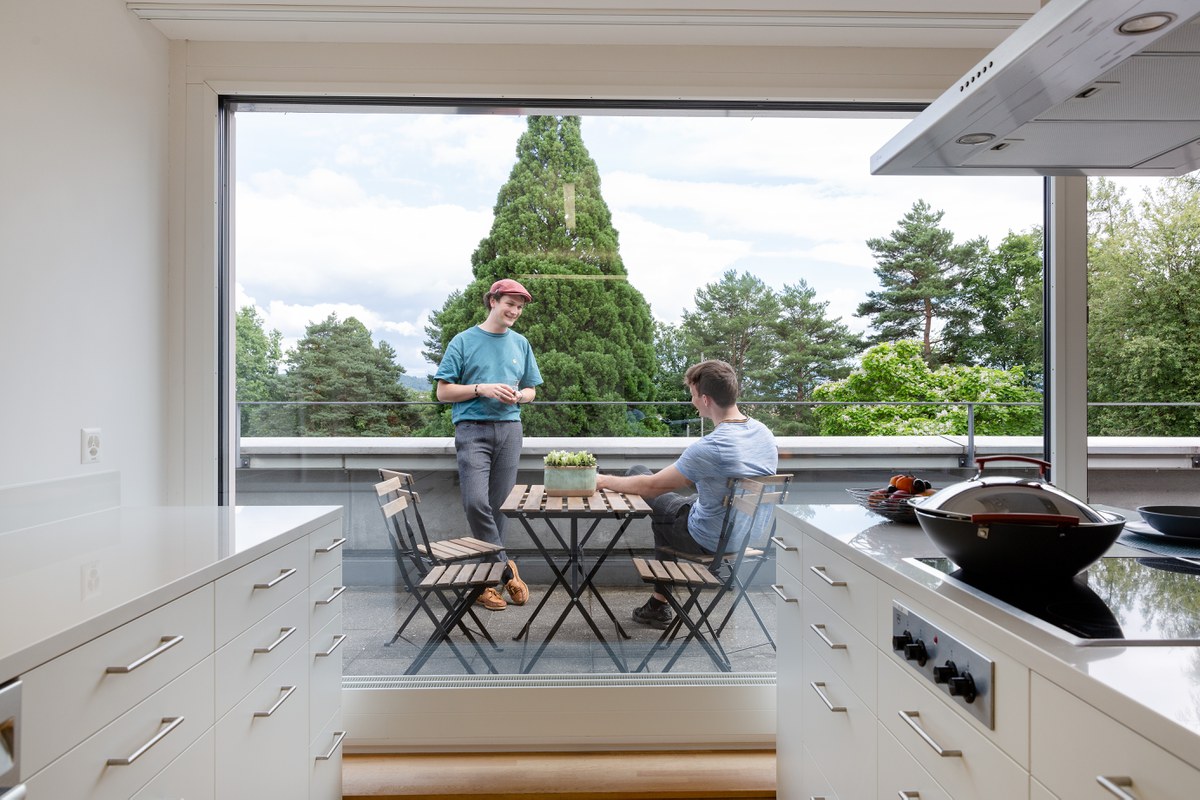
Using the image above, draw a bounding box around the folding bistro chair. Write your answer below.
[375,474,503,674]
[632,476,790,672]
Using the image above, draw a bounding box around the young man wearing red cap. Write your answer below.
[434,278,543,610]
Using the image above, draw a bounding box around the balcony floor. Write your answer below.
[341,583,779,676]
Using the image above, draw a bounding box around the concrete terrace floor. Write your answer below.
[340,580,779,676]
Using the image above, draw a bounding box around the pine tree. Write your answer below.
[424,116,658,436]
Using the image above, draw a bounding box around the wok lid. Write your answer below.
[910,455,1110,524]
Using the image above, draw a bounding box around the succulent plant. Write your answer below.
[543,449,597,468]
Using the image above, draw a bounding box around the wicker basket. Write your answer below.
[846,487,918,523]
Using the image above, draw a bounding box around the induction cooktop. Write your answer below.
[908,555,1200,646]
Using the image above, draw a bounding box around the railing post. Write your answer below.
[965,402,976,468]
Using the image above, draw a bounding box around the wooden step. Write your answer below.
[342,750,776,799]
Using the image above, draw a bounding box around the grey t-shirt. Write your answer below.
[674,418,779,552]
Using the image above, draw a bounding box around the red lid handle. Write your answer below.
[974,455,1051,478]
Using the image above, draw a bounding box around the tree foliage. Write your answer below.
[424,115,659,436]
[810,340,1041,436]
[857,200,986,363]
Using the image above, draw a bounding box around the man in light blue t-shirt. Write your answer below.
[595,359,777,630]
[435,278,543,611]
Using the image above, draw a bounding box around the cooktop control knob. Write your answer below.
[892,630,913,651]
[948,672,978,703]
[904,640,929,666]
[933,660,959,683]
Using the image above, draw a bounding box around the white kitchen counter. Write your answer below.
[0,504,341,681]
[779,503,1200,769]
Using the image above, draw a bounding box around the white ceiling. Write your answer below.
[126,1,1040,47]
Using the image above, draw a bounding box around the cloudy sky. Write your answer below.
[233,111,1047,378]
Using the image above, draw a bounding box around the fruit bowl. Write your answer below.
[847,487,918,522]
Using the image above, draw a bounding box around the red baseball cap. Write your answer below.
[489,278,532,302]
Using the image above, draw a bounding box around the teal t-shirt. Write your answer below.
[434,326,543,424]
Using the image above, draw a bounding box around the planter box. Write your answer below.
[544,466,597,497]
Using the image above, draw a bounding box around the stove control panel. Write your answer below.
[891,601,995,729]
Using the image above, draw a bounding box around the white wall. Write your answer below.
[0,1,170,503]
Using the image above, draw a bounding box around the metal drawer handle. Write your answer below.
[770,535,798,552]
[1097,776,1137,799]
[899,710,962,757]
[254,626,297,654]
[898,792,920,799]
[316,538,346,554]
[316,585,347,605]
[810,623,848,650]
[316,730,347,761]
[316,634,347,657]
[810,681,846,713]
[254,685,297,718]
[254,567,297,589]
[106,635,184,673]
[770,584,799,603]
[0,785,28,800]
[810,565,847,587]
[106,716,184,765]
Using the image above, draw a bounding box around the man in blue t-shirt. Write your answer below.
[435,278,543,611]
[595,359,778,629]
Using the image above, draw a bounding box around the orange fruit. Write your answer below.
[892,474,915,493]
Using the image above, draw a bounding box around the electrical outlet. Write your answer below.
[81,427,102,464]
[81,560,102,600]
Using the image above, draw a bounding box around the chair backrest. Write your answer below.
[375,476,425,582]
[709,474,792,566]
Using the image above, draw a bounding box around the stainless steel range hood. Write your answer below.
[872,0,1200,176]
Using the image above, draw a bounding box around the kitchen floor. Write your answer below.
[341,583,779,675]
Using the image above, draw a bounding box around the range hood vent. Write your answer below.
[872,0,1200,176]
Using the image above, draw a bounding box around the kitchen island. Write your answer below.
[776,503,1200,799]
[0,504,344,800]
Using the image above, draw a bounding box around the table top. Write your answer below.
[502,484,651,517]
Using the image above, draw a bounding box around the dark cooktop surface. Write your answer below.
[911,555,1200,645]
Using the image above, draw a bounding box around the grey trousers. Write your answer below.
[454,420,522,564]
[625,464,710,593]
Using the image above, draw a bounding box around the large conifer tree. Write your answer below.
[424,116,658,436]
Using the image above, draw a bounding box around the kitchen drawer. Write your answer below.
[131,727,214,800]
[801,535,875,637]
[309,520,345,582]
[309,710,345,800]
[309,614,345,741]
[802,640,876,800]
[215,536,309,647]
[215,590,308,715]
[1030,778,1058,800]
[22,584,214,776]
[879,655,1027,800]
[878,721,952,800]
[774,563,803,800]
[25,656,214,800]
[771,511,803,577]
[1030,674,1200,800]
[802,586,876,712]
[215,647,310,800]
[798,744,839,800]
[309,562,344,634]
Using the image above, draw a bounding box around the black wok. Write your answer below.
[910,455,1125,581]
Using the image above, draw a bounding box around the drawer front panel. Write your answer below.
[23,584,214,775]
[1030,675,1200,800]
[802,536,876,635]
[878,722,952,800]
[879,656,1027,800]
[771,512,803,577]
[309,614,344,741]
[309,521,346,583]
[309,563,344,634]
[802,640,876,800]
[25,656,215,800]
[215,590,308,715]
[215,648,310,800]
[215,537,309,647]
[309,711,346,800]
[131,727,215,800]
[802,586,877,712]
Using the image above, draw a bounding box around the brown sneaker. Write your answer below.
[475,586,507,610]
[504,560,529,606]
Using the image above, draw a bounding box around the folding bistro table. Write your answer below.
[501,484,651,672]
